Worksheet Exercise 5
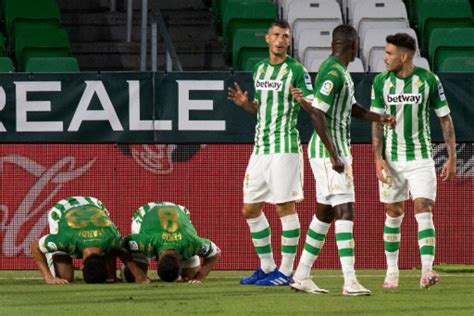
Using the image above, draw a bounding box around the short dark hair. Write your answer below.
[386,33,416,52]
[268,19,290,31]
[83,254,107,283]
[332,24,358,44]
[157,253,181,282]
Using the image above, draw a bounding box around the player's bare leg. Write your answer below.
[53,254,74,282]
[414,198,439,289]
[383,202,404,289]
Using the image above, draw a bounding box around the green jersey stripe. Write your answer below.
[403,76,415,160]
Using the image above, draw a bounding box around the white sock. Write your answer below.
[384,214,404,274]
[279,213,300,276]
[415,212,436,274]
[335,220,356,284]
[293,215,331,280]
[246,213,276,273]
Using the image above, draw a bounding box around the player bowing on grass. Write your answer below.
[290,25,395,296]
[122,202,220,283]
[228,20,314,286]
[31,196,148,284]
[371,33,456,289]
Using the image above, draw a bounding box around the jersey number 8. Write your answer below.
[158,208,179,233]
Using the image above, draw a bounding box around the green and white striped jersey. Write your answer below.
[308,56,356,159]
[253,56,314,155]
[370,67,450,161]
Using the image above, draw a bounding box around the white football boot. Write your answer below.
[342,279,371,296]
[290,278,329,294]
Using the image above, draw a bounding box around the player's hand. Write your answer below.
[375,159,391,184]
[380,114,396,129]
[45,276,69,285]
[290,84,304,103]
[441,157,456,182]
[228,82,249,107]
[330,155,344,173]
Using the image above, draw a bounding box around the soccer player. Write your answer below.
[30,196,148,284]
[371,33,456,289]
[289,25,395,296]
[122,202,221,283]
[227,20,315,286]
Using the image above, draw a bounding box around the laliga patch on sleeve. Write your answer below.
[437,83,446,101]
[320,80,333,96]
[47,242,58,251]
[128,240,139,251]
[198,244,211,256]
[303,73,313,90]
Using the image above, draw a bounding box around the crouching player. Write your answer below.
[31,196,148,284]
[122,202,221,283]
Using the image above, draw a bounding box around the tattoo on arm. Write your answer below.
[372,122,384,160]
[440,115,456,158]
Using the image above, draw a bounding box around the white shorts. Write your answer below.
[309,156,355,207]
[378,159,436,203]
[243,152,304,204]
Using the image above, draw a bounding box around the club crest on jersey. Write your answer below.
[385,93,422,105]
[437,83,446,101]
[303,74,313,90]
[255,79,283,91]
[320,80,333,96]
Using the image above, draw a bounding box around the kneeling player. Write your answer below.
[122,202,220,283]
[31,196,148,284]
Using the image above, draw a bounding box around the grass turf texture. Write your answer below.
[1,270,473,315]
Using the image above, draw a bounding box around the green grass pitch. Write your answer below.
[1,270,473,315]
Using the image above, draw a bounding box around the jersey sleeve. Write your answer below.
[430,74,450,117]
[312,67,343,112]
[38,234,67,254]
[193,237,220,259]
[123,234,155,257]
[370,74,385,114]
[293,65,314,101]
